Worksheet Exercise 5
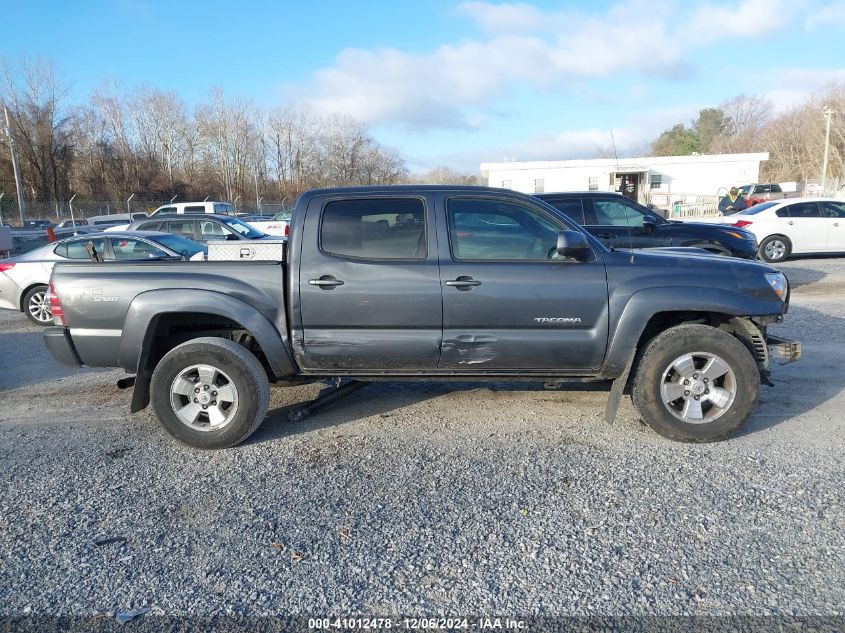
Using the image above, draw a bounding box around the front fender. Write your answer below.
[118,288,297,378]
[601,285,784,377]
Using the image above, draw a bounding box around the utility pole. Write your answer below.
[4,107,26,224]
[821,106,834,194]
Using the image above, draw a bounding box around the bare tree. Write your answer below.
[1,57,75,203]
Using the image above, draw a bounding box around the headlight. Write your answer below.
[765,272,788,300]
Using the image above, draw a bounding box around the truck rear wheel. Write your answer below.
[150,337,270,449]
[631,324,759,442]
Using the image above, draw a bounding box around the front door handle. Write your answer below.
[445,276,482,290]
[786,221,795,226]
[309,276,344,288]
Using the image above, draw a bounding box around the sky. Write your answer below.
[4,0,845,172]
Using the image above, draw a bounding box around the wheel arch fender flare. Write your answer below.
[118,288,297,379]
[601,286,780,378]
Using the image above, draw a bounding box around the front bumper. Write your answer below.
[766,334,801,365]
[43,326,82,367]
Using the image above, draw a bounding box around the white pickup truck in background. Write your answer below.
[151,201,236,216]
[245,210,292,237]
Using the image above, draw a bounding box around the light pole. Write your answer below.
[821,106,834,194]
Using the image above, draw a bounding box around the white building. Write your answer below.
[481,152,769,208]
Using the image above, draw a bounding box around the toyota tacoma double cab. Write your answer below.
[43,186,800,449]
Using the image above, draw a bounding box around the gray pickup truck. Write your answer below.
[43,186,800,448]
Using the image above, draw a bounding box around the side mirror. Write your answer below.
[556,230,592,261]
[642,216,657,232]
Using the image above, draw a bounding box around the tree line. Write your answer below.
[649,86,845,184]
[0,58,425,208]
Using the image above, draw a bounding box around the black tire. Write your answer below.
[23,284,52,326]
[150,337,270,449]
[631,324,759,442]
[758,235,791,263]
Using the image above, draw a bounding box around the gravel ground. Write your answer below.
[0,257,843,622]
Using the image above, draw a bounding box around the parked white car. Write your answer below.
[245,210,292,237]
[721,198,845,263]
[0,232,206,325]
[151,201,235,216]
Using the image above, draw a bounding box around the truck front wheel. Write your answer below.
[631,324,759,442]
[150,337,270,449]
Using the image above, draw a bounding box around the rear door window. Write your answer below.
[165,220,196,238]
[542,198,586,225]
[782,202,822,218]
[320,198,426,260]
[136,220,162,231]
[61,237,106,260]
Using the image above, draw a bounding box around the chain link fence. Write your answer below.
[0,197,294,227]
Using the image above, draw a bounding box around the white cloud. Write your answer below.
[306,0,796,129]
[683,0,794,42]
[763,68,845,111]
[456,1,544,33]
[806,1,845,29]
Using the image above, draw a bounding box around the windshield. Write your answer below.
[223,217,266,239]
[737,201,780,215]
[155,234,207,257]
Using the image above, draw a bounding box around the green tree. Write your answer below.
[694,107,729,153]
[650,123,699,156]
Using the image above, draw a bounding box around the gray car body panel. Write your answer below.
[46,186,788,386]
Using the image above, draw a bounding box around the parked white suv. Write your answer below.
[721,198,845,262]
[151,201,235,216]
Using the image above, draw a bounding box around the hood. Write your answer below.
[617,246,778,274]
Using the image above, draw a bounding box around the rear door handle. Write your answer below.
[786,221,795,226]
[309,276,344,287]
[445,276,482,290]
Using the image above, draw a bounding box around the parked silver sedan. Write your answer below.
[0,231,205,325]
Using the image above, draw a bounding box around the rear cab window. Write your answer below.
[155,206,177,216]
[214,203,234,216]
[320,198,426,260]
[183,205,207,214]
